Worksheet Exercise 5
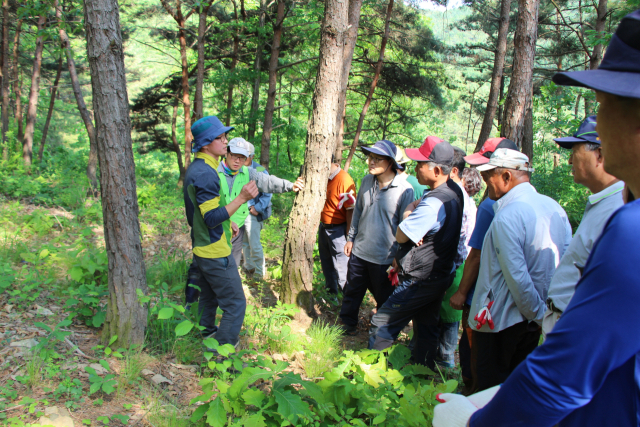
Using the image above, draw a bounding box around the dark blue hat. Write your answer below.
[552,10,640,99]
[191,116,234,153]
[554,116,600,149]
[361,140,401,169]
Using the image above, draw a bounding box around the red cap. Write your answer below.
[464,137,518,165]
[405,136,454,163]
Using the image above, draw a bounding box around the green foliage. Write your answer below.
[302,321,343,379]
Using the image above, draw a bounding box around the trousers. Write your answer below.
[242,214,265,277]
[317,222,349,293]
[231,225,245,268]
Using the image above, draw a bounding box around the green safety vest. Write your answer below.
[218,165,250,227]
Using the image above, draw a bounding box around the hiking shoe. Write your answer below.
[337,322,358,336]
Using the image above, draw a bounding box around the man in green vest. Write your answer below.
[218,137,304,267]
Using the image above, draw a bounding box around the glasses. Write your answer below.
[214,134,228,143]
[367,155,387,164]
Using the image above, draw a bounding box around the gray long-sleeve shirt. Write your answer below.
[347,173,414,265]
[217,164,294,194]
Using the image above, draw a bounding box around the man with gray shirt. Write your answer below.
[543,116,624,337]
[339,140,414,335]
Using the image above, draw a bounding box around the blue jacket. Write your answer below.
[247,160,272,222]
[471,199,640,427]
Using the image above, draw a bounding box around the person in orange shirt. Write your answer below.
[318,155,357,295]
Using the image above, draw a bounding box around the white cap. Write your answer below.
[246,142,255,157]
[228,137,251,157]
[476,148,534,173]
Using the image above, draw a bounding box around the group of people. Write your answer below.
[180,9,640,426]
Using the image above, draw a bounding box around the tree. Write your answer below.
[11,19,23,144]
[38,55,63,162]
[1,0,9,162]
[193,0,213,121]
[475,0,512,150]
[343,0,394,172]
[22,13,46,168]
[224,0,241,126]
[247,0,266,142]
[280,0,348,312]
[501,0,539,153]
[83,0,148,346]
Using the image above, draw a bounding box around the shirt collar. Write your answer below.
[588,181,624,205]
[195,152,219,170]
[493,182,536,214]
[329,167,340,181]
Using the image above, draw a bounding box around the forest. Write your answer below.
[0,0,637,425]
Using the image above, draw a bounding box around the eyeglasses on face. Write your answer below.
[214,134,228,142]
[367,155,387,164]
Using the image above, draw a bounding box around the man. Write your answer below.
[184,120,303,348]
[434,10,640,427]
[449,137,519,392]
[218,137,302,267]
[318,155,357,294]
[339,140,414,335]
[368,136,463,369]
[470,148,572,391]
[242,142,272,279]
[543,116,623,337]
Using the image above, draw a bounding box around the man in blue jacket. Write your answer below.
[433,9,640,427]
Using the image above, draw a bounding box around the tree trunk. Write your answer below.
[260,0,285,168]
[225,0,241,127]
[172,96,186,185]
[56,0,98,192]
[333,0,364,162]
[522,91,533,161]
[178,20,193,171]
[475,0,511,151]
[247,0,266,142]
[12,19,23,144]
[194,2,212,121]
[38,55,63,162]
[22,14,46,168]
[343,0,394,172]
[280,0,348,311]
[501,0,538,148]
[1,0,9,161]
[83,0,148,347]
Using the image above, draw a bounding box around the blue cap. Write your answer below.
[554,116,599,149]
[552,10,640,99]
[191,116,234,153]
[361,140,401,169]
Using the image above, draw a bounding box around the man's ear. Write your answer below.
[594,147,605,165]
[502,169,512,184]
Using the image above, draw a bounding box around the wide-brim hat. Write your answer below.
[405,136,454,164]
[191,116,234,153]
[395,147,412,171]
[554,116,599,149]
[361,140,401,169]
[464,137,518,165]
[552,10,640,99]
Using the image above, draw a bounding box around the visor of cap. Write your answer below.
[476,163,498,172]
[464,152,491,165]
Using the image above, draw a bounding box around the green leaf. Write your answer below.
[108,335,118,346]
[39,249,49,259]
[228,368,274,400]
[111,414,129,423]
[102,379,117,395]
[99,360,110,372]
[89,382,101,395]
[205,397,226,427]
[242,389,265,406]
[372,414,386,425]
[203,337,219,350]
[92,311,106,328]
[242,413,267,427]
[388,345,411,370]
[190,402,210,422]
[273,372,302,391]
[69,267,84,282]
[273,389,310,424]
[34,322,52,333]
[175,320,194,337]
[157,307,174,320]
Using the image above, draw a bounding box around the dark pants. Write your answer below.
[369,274,454,369]
[473,320,541,391]
[339,254,394,328]
[185,258,202,304]
[459,305,473,384]
[194,254,246,346]
[317,223,349,294]
[231,225,245,268]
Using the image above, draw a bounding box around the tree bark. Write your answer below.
[194,1,213,121]
[247,0,266,142]
[475,0,511,151]
[172,95,186,185]
[38,55,63,163]
[56,0,99,192]
[22,14,46,168]
[522,91,533,161]
[280,0,348,311]
[225,0,241,126]
[333,0,364,163]
[501,0,538,150]
[343,0,394,172]
[12,19,23,144]
[1,0,9,162]
[260,0,285,168]
[83,0,148,347]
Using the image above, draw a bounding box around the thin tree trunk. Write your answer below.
[522,90,533,161]
[22,14,46,168]
[83,0,148,347]
[12,19,23,143]
[56,0,99,192]
[178,21,193,171]
[334,0,364,162]
[343,0,394,172]
[247,0,266,142]
[475,0,511,151]
[225,0,241,126]
[280,0,348,312]
[172,96,186,185]
[194,1,212,121]
[501,0,539,149]
[38,55,63,162]
[1,0,9,161]
[497,73,505,129]
[259,0,285,168]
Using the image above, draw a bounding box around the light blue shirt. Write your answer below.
[398,196,445,245]
[469,182,572,332]
[547,181,624,311]
[246,160,273,216]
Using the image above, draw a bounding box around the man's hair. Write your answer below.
[462,168,482,196]
[493,167,531,180]
[451,147,467,179]
[331,154,336,164]
[427,162,452,175]
[584,142,600,152]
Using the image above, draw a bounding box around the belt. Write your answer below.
[546,298,563,314]
[321,222,345,229]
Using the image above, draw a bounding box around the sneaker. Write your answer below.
[434,358,455,369]
[336,322,358,336]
